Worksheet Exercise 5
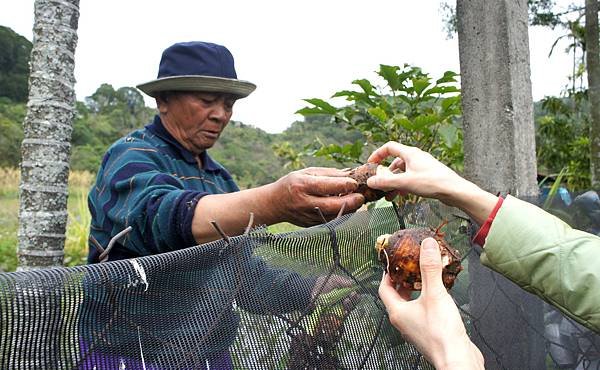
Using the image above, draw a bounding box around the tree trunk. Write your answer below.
[587,0,600,187]
[17,0,80,270]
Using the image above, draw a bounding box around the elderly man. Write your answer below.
[82,41,364,369]
[88,41,364,262]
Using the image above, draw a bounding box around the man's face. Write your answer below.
[158,92,236,154]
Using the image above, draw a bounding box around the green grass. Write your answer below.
[0,168,93,271]
[64,188,91,267]
[0,193,18,272]
[267,222,301,234]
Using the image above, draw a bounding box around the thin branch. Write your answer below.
[335,202,347,219]
[243,212,255,235]
[99,226,133,262]
[314,207,328,224]
[210,220,230,244]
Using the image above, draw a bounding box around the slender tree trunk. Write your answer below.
[587,0,600,187]
[17,0,80,270]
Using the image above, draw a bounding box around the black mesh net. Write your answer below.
[1,196,599,369]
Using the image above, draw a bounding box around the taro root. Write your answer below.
[375,223,463,291]
[347,163,392,202]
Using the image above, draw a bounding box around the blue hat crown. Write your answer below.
[157,41,238,80]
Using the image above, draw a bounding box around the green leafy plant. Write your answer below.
[535,96,590,191]
[287,64,463,170]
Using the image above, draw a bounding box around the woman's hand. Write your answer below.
[379,237,484,369]
[367,141,498,224]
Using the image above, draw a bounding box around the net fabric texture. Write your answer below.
[0,198,598,369]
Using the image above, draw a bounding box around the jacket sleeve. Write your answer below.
[480,195,600,334]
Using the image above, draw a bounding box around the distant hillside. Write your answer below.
[210,116,362,188]
[0,26,32,103]
[210,121,284,189]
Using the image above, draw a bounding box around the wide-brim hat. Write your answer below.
[136,41,256,99]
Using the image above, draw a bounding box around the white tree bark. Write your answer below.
[18,0,80,270]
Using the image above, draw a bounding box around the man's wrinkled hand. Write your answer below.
[271,167,365,227]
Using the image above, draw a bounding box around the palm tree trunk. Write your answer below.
[587,0,600,187]
[17,0,80,270]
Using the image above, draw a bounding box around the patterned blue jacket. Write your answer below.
[88,115,239,262]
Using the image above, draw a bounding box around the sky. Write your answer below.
[0,0,575,133]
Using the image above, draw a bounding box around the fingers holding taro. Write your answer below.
[375,224,463,291]
[347,163,394,202]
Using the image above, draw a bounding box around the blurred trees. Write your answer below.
[0,26,32,103]
[70,84,155,172]
[536,96,591,189]
[0,98,25,167]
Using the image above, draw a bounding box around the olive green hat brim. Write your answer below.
[136,75,256,99]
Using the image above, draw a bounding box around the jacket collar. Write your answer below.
[146,115,221,171]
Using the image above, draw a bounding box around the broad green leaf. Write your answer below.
[296,107,329,115]
[368,107,388,122]
[316,143,342,155]
[302,98,338,114]
[371,132,389,143]
[438,125,458,148]
[332,90,372,105]
[436,71,459,84]
[349,140,364,158]
[379,65,401,90]
[332,90,358,98]
[397,70,416,85]
[378,98,394,115]
[393,117,416,131]
[397,95,412,105]
[441,96,461,111]
[423,85,460,96]
[412,78,431,96]
[413,113,441,129]
[352,79,376,96]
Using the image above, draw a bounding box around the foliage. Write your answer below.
[273,114,364,170]
[0,98,25,168]
[528,0,567,27]
[290,64,463,170]
[535,96,591,190]
[0,26,32,103]
[211,121,287,189]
